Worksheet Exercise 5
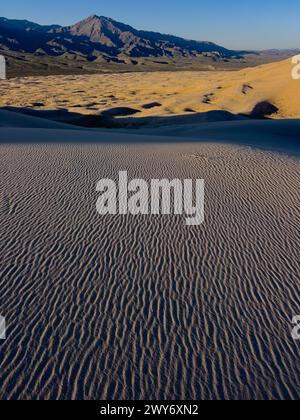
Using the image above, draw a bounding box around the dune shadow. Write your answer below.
[1,106,249,129]
[0,106,299,156]
[1,106,142,128]
[118,110,250,128]
[1,99,281,130]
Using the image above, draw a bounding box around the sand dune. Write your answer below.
[0,118,300,399]
[0,109,299,156]
[0,59,299,400]
[0,58,299,121]
[0,109,77,130]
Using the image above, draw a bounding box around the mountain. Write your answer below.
[63,15,237,58]
[0,17,60,52]
[3,15,282,77]
[0,15,239,59]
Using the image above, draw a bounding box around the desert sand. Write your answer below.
[0,57,300,400]
[0,104,300,399]
[0,58,299,122]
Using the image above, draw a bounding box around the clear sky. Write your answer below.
[1,0,299,50]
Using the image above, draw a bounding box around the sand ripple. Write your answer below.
[0,143,299,400]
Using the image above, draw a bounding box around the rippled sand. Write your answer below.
[0,139,299,399]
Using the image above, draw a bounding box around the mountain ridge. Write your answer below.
[0,15,239,58]
[1,15,294,77]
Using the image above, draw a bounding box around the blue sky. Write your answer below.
[1,0,299,50]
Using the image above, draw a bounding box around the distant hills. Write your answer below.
[0,15,297,77]
[261,49,300,57]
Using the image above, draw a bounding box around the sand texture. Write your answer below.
[0,119,300,399]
